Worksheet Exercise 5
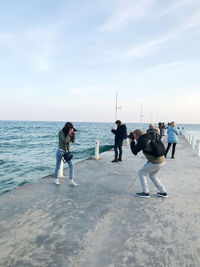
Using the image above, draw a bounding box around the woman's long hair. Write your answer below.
[62,122,74,137]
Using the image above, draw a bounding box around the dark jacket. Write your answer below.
[130,134,165,164]
[111,124,127,145]
[146,128,160,140]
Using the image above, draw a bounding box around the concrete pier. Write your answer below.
[0,135,200,267]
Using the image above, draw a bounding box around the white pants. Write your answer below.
[138,162,166,193]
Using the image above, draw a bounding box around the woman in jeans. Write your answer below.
[54,122,77,186]
[165,121,179,159]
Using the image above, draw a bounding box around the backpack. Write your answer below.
[145,134,166,157]
[123,125,127,139]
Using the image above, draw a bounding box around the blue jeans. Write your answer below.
[54,149,74,179]
[114,144,122,157]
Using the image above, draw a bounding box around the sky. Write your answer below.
[0,0,200,123]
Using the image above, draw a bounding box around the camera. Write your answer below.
[127,132,134,140]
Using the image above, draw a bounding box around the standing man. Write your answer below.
[129,129,168,198]
[111,120,127,162]
[146,123,160,140]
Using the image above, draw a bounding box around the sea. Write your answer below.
[0,120,200,195]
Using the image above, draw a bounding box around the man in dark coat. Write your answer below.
[111,120,127,162]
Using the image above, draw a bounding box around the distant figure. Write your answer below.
[165,121,179,159]
[111,120,127,162]
[146,123,160,139]
[129,129,167,198]
[162,122,166,136]
[158,122,162,139]
[54,122,78,186]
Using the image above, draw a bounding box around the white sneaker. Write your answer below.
[69,179,78,187]
[54,179,60,185]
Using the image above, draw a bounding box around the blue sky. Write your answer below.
[0,0,200,123]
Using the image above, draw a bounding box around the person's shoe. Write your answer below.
[54,179,60,185]
[171,156,175,159]
[136,192,150,198]
[112,157,118,163]
[118,156,122,161]
[156,192,168,198]
[69,179,78,187]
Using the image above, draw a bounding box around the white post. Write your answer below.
[95,140,100,160]
[186,132,190,141]
[196,140,200,156]
[58,160,64,177]
[188,133,191,142]
[186,131,188,140]
[126,138,130,146]
[192,136,196,149]
[184,129,187,138]
[189,134,193,145]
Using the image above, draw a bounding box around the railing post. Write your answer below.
[184,130,187,138]
[95,140,100,160]
[189,133,191,143]
[126,138,130,146]
[189,134,193,145]
[192,136,196,149]
[186,131,189,141]
[196,140,200,157]
[58,160,64,177]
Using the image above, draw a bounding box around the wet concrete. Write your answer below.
[0,136,200,266]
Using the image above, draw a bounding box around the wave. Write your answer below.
[18,180,30,187]
[0,159,6,166]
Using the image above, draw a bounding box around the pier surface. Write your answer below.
[0,136,200,267]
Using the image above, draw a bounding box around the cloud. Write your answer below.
[100,0,156,31]
[0,19,67,71]
[121,12,200,59]
[157,0,200,17]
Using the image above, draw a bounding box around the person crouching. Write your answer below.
[129,129,168,198]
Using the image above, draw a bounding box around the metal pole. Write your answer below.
[115,92,118,121]
[115,91,121,121]
[140,104,144,132]
[95,140,100,160]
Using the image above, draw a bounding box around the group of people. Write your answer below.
[54,120,179,199]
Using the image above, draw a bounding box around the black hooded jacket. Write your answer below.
[111,124,127,145]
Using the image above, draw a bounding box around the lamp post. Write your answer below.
[115,92,121,121]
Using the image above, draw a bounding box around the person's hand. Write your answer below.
[128,132,134,140]
[69,128,74,135]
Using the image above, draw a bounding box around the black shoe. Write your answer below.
[136,192,150,198]
[112,159,118,163]
[171,156,175,159]
[156,192,168,198]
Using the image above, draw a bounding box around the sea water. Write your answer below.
[0,121,199,195]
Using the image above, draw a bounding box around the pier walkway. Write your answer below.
[0,135,200,266]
